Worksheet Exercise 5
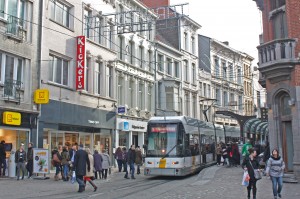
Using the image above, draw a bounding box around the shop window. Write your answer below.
[49,54,69,86]
[49,0,71,28]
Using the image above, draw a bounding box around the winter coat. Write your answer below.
[242,155,260,181]
[127,149,136,164]
[85,154,94,177]
[74,149,90,176]
[101,153,110,170]
[51,150,62,166]
[266,156,285,177]
[263,145,270,162]
[93,153,103,171]
[15,149,27,163]
[61,151,70,165]
[242,143,253,156]
[27,147,33,161]
[216,146,222,155]
[0,143,6,160]
[115,149,123,160]
[135,149,143,165]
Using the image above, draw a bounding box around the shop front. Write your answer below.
[116,118,148,151]
[38,100,116,170]
[0,109,38,177]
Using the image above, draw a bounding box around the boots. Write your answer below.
[88,180,98,192]
[78,185,85,193]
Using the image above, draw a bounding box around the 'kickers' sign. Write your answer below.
[76,36,86,90]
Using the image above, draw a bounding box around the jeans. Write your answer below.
[129,162,135,178]
[0,158,6,176]
[217,154,221,165]
[102,169,108,179]
[17,162,26,179]
[76,175,85,187]
[26,160,33,177]
[271,176,283,197]
[55,165,60,176]
[117,159,123,172]
[63,165,69,180]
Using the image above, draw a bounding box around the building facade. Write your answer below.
[253,0,300,179]
[0,0,40,158]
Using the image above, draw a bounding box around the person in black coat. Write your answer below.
[127,145,136,179]
[0,140,6,176]
[242,148,260,199]
[74,144,90,193]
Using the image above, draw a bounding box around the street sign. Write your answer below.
[117,106,126,114]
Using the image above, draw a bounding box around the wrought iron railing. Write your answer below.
[3,79,23,103]
[6,15,25,40]
[257,38,297,67]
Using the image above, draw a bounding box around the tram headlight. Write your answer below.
[162,149,166,153]
[172,161,179,165]
[147,161,153,164]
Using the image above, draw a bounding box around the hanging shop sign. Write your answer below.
[3,111,21,126]
[76,36,86,90]
[34,89,49,104]
[33,149,49,174]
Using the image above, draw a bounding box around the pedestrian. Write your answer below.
[242,148,260,199]
[58,145,64,179]
[74,144,90,193]
[114,147,123,172]
[51,147,62,181]
[263,142,270,168]
[101,150,110,180]
[61,146,70,181]
[222,145,228,166]
[227,143,233,167]
[232,143,240,166]
[15,143,27,180]
[127,145,136,179]
[135,146,143,174]
[0,140,6,177]
[216,143,222,166]
[266,149,285,199]
[26,142,34,178]
[93,150,103,179]
[123,147,130,179]
[84,148,97,192]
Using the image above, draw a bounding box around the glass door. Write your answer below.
[79,133,92,150]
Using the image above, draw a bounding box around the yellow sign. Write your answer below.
[3,112,21,126]
[34,89,49,104]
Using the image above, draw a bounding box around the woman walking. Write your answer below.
[84,148,97,192]
[93,150,103,179]
[266,149,285,199]
[242,148,260,199]
[114,147,123,172]
[101,150,111,180]
[216,144,222,166]
[61,146,70,181]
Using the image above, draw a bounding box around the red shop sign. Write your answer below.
[76,36,86,90]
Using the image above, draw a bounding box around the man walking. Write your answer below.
[27,142,34,178]
[74,144,90,193]
[15,143,27,180]
[0,140,6,177]
[127,145,136,179]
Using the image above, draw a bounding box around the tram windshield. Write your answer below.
[147,124,181,157]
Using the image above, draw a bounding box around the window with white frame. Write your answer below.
[192,63,196,84]
[148,50,153,72]
[139,45,144,68]
[128,79,134,108]
[214,57,219,77]
[95,62,102,95]
[199,82,202,96]
[167,58,172,76]
[129,41,135,65]
[138,82,144,110]
[174,61,179,78]
[207,85,211,98]
[0,52,24,86]
[237,68,242,84]
[118,76,124,105]
[184,60,188,81]
[185,92,190,116]
[158,54,163,71]
[49,54,69,86]
[191,36,195,54]
[108,25,114,50]
[183,32,188,51]
[239,95,243,111]
[216,89,221,105]
[95,17,103,45]
[230,93,235,106]
[147,84,152,111]
[203,83,206,97]
[49,0,71,28]
[85,57,90,91]
[84,9,92,38]
[192,95,196,118]
[158,82,162,109]
[166,87,174,110]
[108,66,113,98]
[222,62,227,80]
[229,63,233,81]
[223,91,228,106]
[119,36,124,60]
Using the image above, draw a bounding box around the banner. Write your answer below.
[76,36,86,90]
[33,149,49,174]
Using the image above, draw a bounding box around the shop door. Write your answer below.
[132,135,138,147]
[282,121,294,171]
[79,134,92,149]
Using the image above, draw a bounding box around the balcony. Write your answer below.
[5,16,26,41]
[3,79,23,103]
[257,38,299,82]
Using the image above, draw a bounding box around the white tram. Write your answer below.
[144,116,240,176]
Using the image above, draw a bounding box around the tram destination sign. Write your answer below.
[117,106,126,114]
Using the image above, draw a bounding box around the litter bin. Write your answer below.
[8,151,16,177]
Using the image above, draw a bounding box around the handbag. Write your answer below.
[53,153,61,163]
[249,160,262,180]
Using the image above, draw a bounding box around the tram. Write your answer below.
[143,116,239,176]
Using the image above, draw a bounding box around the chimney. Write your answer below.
[223,41,229,46]
[140,0,170,8]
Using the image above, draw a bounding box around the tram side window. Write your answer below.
[184,134,191,156]
[190,134,200,156]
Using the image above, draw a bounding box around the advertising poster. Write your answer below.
[33,149,49,174]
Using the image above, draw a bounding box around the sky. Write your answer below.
[170,0,262,65]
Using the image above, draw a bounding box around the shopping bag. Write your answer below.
[242,171,250,186]
[221,156,224,163]
[71,171,76,184]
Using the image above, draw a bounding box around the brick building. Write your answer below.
[253,0,300,179]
